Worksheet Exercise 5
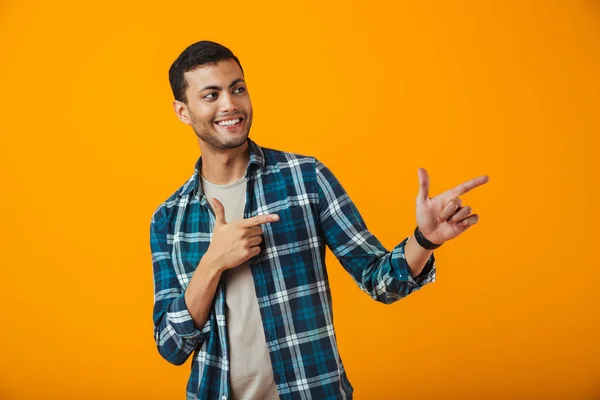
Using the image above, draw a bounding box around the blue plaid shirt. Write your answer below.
[150,139,436,400]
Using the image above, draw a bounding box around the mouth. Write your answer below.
[213,117,244,130]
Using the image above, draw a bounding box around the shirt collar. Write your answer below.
[180,138,266,197]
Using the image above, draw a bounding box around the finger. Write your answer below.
[247,236,263,247]
[458,213,480,227]
[439,198,462,221]
[448,205,471,223]
[444,175,489,199]
[246,226,263,237]
[211,197,227,225]
[247,246,262,259]
[417,168,430,202]
[241,213,280,228]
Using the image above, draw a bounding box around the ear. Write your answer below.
[172,100,191,125]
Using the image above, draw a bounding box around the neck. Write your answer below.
[198,139,250,185]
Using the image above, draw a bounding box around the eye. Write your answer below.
[203,92,217,100]
[234,86,246,94]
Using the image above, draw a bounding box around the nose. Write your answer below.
[218,92,237,113]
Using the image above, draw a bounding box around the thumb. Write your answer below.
[211,197,227,225]
[417,168,430,202]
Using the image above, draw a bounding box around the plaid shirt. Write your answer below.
[150,139,436,400]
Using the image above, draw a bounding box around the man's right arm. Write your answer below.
[151,198,278,365]
[150,207,218,366]
[183,256,222,331]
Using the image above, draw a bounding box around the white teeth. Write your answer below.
[217,118,240,126]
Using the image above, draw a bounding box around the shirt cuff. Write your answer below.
[397,236,437,288]
[408,251,436,287]
[167,292,211,339]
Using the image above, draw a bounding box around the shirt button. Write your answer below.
[221,397,227,400]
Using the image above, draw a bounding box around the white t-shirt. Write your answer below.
[202,175,280,400]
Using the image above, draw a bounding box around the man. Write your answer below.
[150,40,488,400]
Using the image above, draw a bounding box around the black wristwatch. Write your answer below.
[413,226,443,250]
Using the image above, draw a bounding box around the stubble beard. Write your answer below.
[191,112,253,150]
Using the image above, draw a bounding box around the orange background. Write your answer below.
[1,1,599,399]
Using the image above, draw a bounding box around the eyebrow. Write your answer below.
[199,78,246,93]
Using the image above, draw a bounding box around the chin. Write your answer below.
[224,139,247,149]
[213,133,249,150]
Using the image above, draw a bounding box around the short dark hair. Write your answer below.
[169,40,244,104]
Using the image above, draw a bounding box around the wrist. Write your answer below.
[199,252,226,274]
[405,234,434,278]
[414,226,443,250]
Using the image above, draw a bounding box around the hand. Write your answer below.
[204,197,280,271]
[416,168,489,244]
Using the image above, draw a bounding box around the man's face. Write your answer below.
[179,59,253,150]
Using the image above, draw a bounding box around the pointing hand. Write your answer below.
[204,197,280,271]
[415,168,489,245]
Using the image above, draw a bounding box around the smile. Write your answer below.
[215,118,242,127]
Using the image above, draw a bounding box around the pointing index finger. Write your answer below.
[242,213,280,228]
[445,175,489,198]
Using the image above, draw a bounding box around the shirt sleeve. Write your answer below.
[150,206,211,365]
[314,159,436,304]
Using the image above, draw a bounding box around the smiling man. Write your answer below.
[150,40,489,400]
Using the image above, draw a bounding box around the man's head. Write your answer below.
[170,41,252,150]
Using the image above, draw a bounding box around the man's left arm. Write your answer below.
[314,159,488,304]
